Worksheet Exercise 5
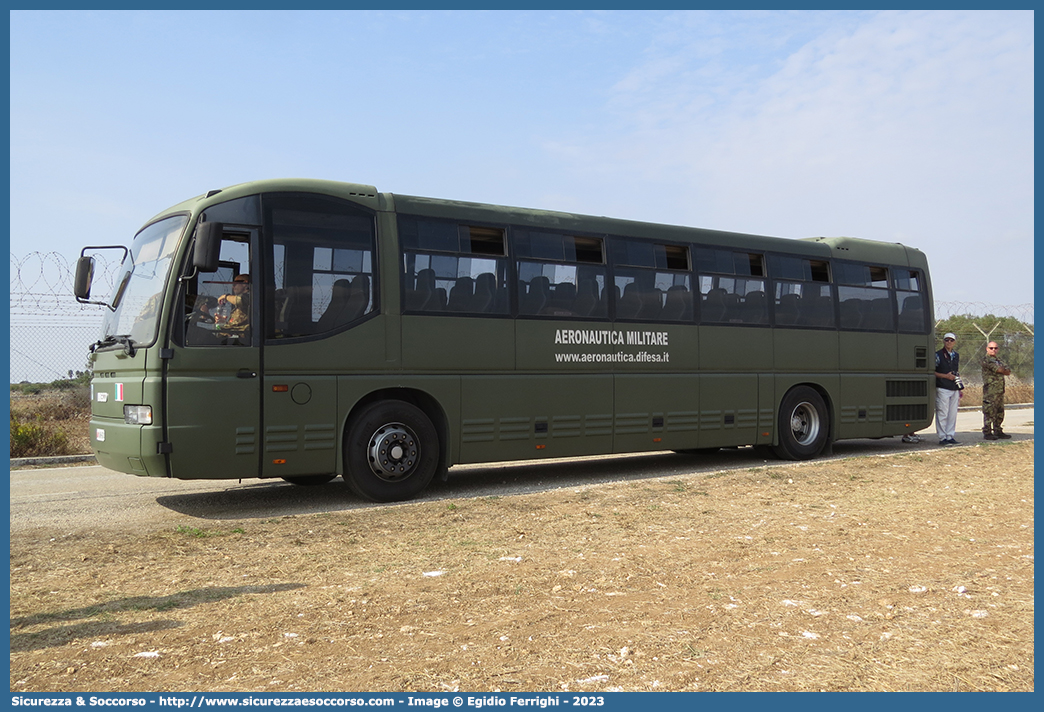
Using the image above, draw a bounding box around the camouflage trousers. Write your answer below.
[982,390,1005,433]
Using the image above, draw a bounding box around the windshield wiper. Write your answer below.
[91,334,136,356]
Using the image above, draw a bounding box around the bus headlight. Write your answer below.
[124,405,153,425]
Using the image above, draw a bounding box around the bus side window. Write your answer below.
[400,219,509,317]
[266,195,378,340]
[836,262,894,332]
[611,239,693,323]
[768,255,835,329]
[896,269,927,333]
[696,248,767,325]
[514,231,607,319]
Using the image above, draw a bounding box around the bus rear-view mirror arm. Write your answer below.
[74,245,129,309]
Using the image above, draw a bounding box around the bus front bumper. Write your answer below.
[90,416,169,477]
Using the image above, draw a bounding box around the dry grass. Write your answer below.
[10,389,92,457]
[957,377,1033,408]
[10,441,1033,692]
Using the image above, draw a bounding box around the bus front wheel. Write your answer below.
[344,400,439,502]
[774,386,829,461]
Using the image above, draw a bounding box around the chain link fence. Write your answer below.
[9,251,1036,386]
[933,302,1034,389]
[10,251,123,384]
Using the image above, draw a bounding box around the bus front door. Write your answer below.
[164,231,262,480]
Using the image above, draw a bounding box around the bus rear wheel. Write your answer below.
[773,386,829,461]
[344,400,439,502]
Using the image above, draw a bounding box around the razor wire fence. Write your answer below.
[10,251,124,384]
[932,305,1034,386]
[9,251,1036,386]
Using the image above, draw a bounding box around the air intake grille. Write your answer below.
[886,380,928,397]
[886,404,928,422]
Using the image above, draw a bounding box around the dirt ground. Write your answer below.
[10,440,1034,693]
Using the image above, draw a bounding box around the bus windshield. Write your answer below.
[99,214,188,347]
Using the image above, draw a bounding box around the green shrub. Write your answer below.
[10,412,73,458]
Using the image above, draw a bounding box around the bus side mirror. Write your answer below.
[74,256,95,301]
[193,221,224,272]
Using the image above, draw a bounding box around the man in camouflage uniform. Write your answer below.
[215,273,251,344]
[981,341,1012,440]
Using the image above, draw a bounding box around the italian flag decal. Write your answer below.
[115,383,124,402]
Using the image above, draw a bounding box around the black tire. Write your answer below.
[282,475,337,486]
[773,386,829,461]
[343,400,439,502]
[752,445,777,460]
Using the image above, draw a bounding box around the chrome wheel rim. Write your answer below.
[366,422,420,482]
[789,402,821,446]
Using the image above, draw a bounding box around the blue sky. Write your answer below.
[9,9,1035,306]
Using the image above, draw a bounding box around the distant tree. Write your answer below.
[935,314,1034,381]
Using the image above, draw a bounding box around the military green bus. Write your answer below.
[75,179,934,502]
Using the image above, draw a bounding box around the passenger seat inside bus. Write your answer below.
[840,299,864,329]
[661,285,692,321]
[742,290,768,324]
[471,273,496,313]
[865,298,893,330]
[406,269,437,311]
[345,275,370,321]
[448,276,474,312]
[776,292,801,325]
[637,286,662,320]
[549,282,577,315]
[275,285,310,336]
[316,276,371,331]
[317,279,352,332]
[898,295,923,331]
[617,282,642,319]
[721,291,741,322]
[703,288,727,322]
[574,279,600,317]
[520,276,550,315]
[805,295,834,327]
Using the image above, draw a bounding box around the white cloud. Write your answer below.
[542,10,1033,304]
